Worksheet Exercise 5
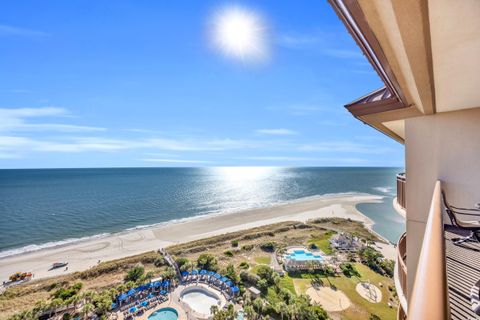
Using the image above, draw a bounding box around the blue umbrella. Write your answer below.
[214,273,221,279]
[225,281,233,287]
[127,288,136,296]
[140,301,149,307]
[163,280,170,287]
[111,302,118,310]
[208,271,215,276]
[160,290,167,295]
[129,307,137,313]
[191,269,199,275]
[200,270,207,275]
[145,283,152,288]
[118,293,128,301]
[232,286,240,293]
[147,293,154,298]
[181,271,189,277]
[221,277,229,282]
[153,281,161,287]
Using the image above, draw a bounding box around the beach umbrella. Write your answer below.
[118,293,128,301]
[153,281,161,287]
[127,288,136,296]
[225,281,233,287]
[160,290,167,295]
[191,269,199,275]
[208,271,215,276]
[181,271,189,277]
[140,301,149,307]
[221,277,229,282]
[129,307,137,313]
[232,286,240,293]
[163,280,170,287]
[214,273,221,279]
[200,269,207,275]
[147,293,154,299]
[111,302,118,310]
[145,283,152,289]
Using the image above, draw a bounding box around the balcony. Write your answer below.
[395,173,406,213]
[394,232,408,315]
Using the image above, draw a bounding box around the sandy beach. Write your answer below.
[0,193,389,282]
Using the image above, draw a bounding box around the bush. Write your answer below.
[124,264,145,282]
[242,244,254,251]
[308,243,318,250]
[52,283,83,301]
[239,262,249,269]
[340,263,360,278]
[231,240,239,247]
[154,257,166,267]
[255,265,274,284]
[224,250,234,257]
[257,278,269,293]
[197,253,218,271]
[369,314,381,320]
[222,263,238,282]
[240,271,259,286]
[260,242,276,252]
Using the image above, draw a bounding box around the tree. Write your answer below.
[223,263,238,282]
[162,266,176,279]
[255,265,274,284]
[124,264,145,282]
[256,279,269,293]
[197,253,218,271]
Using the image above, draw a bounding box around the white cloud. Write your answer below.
[0,25,50,37]
[0,107,105,133]
[298,141,393,154]
[256,128,298,135]
[278,32,364,60]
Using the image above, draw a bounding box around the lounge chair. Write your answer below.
[442,190,480,244]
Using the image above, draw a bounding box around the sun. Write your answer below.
[210,6,269,62]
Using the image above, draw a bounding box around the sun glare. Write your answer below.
[210,6,269,62]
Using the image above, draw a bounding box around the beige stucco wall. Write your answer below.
[404,107,480,297]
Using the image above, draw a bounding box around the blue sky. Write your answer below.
[0,0,403,168]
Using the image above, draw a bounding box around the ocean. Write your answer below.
[0,167,405,257]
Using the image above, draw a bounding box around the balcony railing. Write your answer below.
[396,173,406,210]
[395,232,408,314]
[407,181,450,320]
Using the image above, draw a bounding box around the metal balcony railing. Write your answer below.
[396,173,406,210]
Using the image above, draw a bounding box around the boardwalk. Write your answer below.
[160,248,182,280]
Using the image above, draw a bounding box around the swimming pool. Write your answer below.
[180,287,221,316]
[147,307,178,320]
[288,249,323,261]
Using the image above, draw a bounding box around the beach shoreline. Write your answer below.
[0,192,387,282]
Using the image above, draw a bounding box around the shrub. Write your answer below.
[259,242,276,252]
[124,264,145,282]
[224,250,234,257]
[308,243,318,250]
[197,253,218,271]
[242,244,254,251]
[340,263,360,278]
[52,283,83,301]
[154,256,166,267]
[239,271,259,286]
[239,262,249,269]
[255,265,274,284]
[231,240,239,247]
[256,278,269,293]
[222,263,238,282]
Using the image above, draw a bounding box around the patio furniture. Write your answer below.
[442,191,480,244]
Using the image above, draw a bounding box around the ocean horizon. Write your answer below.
[0,167,405,258]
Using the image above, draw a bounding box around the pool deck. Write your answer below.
[117,283,228,320]
[116,294,188,320]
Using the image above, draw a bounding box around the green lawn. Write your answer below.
[307,230,336,254]
[293,263,396,320]
[254,255,271,265]
[278,274,296,295]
